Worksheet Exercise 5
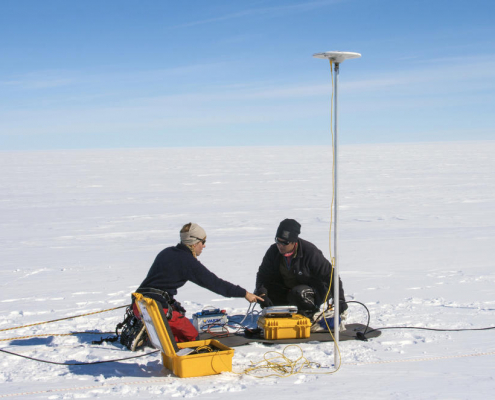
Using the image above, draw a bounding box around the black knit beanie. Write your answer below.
[276,219,301,242]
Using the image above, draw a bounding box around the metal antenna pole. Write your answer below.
[313,51,361,368]
[333,61,340,364]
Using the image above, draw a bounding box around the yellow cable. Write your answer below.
[194,345,212,353]
[324,58,337,305]
[322,59,343,372]
[234,61,342,380]
[329,59,335,265]
[0,304,129,333]
[236,63,342,379]
[234,344,339,378]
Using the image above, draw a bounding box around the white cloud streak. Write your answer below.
[170,0,343,29]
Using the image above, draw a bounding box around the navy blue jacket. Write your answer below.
[137,243,246,301]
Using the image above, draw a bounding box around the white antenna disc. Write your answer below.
[313,51,361,63]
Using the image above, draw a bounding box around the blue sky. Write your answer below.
[1,0,494,150]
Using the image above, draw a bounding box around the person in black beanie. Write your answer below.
[254,218,348,318]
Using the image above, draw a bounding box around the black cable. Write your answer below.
[0,347,159,366]
[345,301,370,330]
[344,301,495,338]
[366,326,495,335]
[344,301,371,340]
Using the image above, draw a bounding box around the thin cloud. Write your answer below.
[0,74,74,90]
[170,0,342,29]
[0,62,226,92]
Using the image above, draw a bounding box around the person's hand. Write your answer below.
[245,291,264,303]
[259,293,274,308]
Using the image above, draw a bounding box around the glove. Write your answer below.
[259,293,274,308]
[254,286,274,308]
[254,286,268,296]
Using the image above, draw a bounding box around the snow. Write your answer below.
[1,142,494,399]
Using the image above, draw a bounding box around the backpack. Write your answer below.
[117,306,149,351]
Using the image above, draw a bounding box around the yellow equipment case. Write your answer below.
[133,293,234,378]
[257,314,311,340]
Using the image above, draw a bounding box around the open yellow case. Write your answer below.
[132,292,234,378]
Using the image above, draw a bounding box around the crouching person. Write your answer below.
[121,222,263,350]
[255,219,348,319]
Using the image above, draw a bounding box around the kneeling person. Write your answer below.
[127,222,262,349]
[255,219,347,319]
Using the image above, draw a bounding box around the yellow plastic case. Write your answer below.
[133,293,234,378]
[257,314,311,340]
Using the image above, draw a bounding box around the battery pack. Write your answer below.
[193,309,228,333]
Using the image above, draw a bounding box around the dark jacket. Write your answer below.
[137,243,246,302]
[255,238,347,309]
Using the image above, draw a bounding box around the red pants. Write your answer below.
[133,303,198,343]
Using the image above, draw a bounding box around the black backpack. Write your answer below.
[116,306,149,351]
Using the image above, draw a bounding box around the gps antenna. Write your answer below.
[313,51,361,367]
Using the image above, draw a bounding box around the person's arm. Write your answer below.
[188,259,264,303]
[187,258,247,298]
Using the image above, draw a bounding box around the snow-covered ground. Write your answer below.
[1,142,494,399]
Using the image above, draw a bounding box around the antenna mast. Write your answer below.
[313,51,361,367]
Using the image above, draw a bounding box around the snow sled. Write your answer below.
[133,293,234,378]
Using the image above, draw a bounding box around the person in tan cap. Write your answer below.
[130,222,262,345]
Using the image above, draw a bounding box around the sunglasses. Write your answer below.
[192,236,206,245]
[275,237,290,246]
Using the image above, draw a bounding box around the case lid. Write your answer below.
[133,292,179,356]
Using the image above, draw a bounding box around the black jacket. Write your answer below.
[255,238,347,309]
[137,243,246,302]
